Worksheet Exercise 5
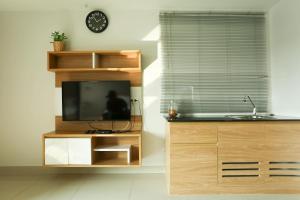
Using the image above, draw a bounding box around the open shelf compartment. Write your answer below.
[94,144,131,164]
[92,135,140,167]
[48,50,141,72]
[93,51,141,70]
[48,52,93,71]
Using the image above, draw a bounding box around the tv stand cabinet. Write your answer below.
[43,131,141,167]
[43,50,143,168]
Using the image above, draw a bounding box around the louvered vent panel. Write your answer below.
[221,162,260,178]
[269,162,300,177]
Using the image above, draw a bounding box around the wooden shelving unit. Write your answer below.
[43,49,143,168]
[43,116,142,168]
[43,130,142,168]
[48,50,141,72]
[48,50,142,87]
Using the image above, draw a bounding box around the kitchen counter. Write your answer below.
[165,115,300,122]
[166,118,300,194]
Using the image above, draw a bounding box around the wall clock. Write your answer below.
[86,10,109,33]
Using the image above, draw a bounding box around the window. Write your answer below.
[160,12,268,113]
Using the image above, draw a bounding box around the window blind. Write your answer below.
[160,12,268,113]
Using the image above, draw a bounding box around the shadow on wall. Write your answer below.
[141,25,160,70]
[142,35,166,165]
[141,46,157,71]
[142,131,165,159]
[124,23,164,165]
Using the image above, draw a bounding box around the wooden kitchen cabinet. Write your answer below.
[170,144,217,194]
[218,123,266,185]
[166,123,218,194]
[169,122,217,144]
[166,121,300,194]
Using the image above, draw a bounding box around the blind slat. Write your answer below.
[160,12,268,114]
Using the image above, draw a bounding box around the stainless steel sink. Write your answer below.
[226,114,276,120]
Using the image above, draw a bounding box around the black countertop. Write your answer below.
[165,115,300,122]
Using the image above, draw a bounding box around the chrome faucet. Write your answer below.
[243,95,257,116]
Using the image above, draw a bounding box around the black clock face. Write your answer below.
[86,10,108,33]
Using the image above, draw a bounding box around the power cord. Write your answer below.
[88,121,99,130]
[115,98,142,133]
[132,99,142,131]
[87,99,142,134]
[87,121,113,134]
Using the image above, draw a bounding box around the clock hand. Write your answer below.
[92,16,100,23]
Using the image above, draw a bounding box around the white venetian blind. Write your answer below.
[160,12,268,113]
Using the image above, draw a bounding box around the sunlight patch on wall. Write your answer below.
[143,58,161,88]
[144,96,158,109]
[142,25,160,41]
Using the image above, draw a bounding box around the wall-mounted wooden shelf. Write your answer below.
[48,50,141,72]
[43,49,143,168]
[43,130,142,168]
[48,50,142,87]
[43,116,142,167]
[49,68,141,72]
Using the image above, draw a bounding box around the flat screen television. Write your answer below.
[62,81,131,121]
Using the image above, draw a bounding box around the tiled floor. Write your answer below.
[0,174,300,200]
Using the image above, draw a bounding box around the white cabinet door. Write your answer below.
[68,138,92,165]
[45,138,68,165]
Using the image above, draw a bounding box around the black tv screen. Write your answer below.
[62,81,131,121]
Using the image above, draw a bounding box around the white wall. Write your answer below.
[0,9,165,167]
[270,0,300,116]
[0,0,281,168]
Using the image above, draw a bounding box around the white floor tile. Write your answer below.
[72,174,133,200]
[186,195,300,200]
[130,174,187,200]
[12,175,83,200]
[0,174,299,200]
[0,175,39,200]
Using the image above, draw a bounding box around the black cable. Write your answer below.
[88,121,99,130]
[88,121,113,132]
[129,99,142,132]
[118,99,137,133]
[88,100,139,134]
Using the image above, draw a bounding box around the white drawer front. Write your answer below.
[68,138,92,165]
[45,138,68,165]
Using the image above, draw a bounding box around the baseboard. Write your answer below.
[0,166,165,175]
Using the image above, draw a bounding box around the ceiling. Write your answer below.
[0,0,280,11]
